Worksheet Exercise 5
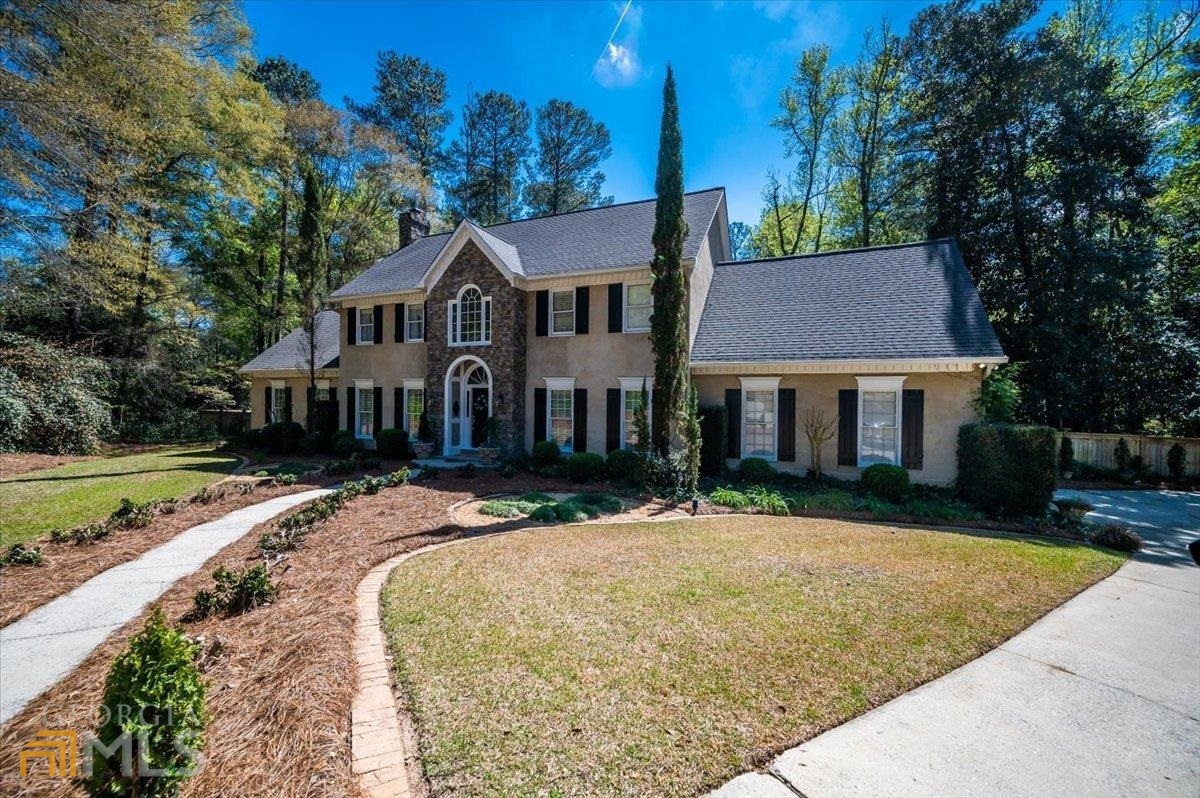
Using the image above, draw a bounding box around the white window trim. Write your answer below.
[623,280,652,333]
[448,284,491,347]
[740,376,781,462]
[402,378,425,439]
[618,377,652,450]
[855,375,906,468]
[545,377,576,454]
[354,379,375,440]
[549,288,575,337]
[357,307,375,345]
[269,380,285,424]
[405,304,424,342]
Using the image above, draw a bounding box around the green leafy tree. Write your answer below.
[524,99,614,215]
[246,55,320,105]
[649,65,690,456]
[349,52,452,202]
[443,90,532,224]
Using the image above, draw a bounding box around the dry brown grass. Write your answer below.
[381,516,1125,797]
[0,470,589,798]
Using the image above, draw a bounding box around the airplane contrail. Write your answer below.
[599,0,633,58]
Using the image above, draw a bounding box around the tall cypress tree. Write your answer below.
[650,65,690,456]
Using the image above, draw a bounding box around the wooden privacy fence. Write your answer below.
[200,408,249,438]
[1057,431,1200,477]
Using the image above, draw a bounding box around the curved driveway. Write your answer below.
[713,489,1200,798]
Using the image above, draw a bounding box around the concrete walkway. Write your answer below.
[0,488,331,724]
[712,489,1200,798]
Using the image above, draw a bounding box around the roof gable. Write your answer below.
[421,220,524,290]
[239,309,341,373]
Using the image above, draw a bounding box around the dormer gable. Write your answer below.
[420,220,524,291]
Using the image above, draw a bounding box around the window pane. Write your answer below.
[458,288,483,343]
[623,389,649,448]
[626,305,652,331]
[406,389,424,438]
[859,390,897,465]
[358,312,373,342]
[358,390,374,437]
[550,389,573,451]
[552,290,573,312]
[743,389,775,458]
[551,291,574,333]
[272,388,285,423]
[407,306,424,340]
[627,283,651,305]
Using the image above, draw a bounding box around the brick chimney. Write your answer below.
[398,207,430,249]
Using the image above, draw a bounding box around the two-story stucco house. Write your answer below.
[239,187,1007,484]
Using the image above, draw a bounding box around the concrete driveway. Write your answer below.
[712,489,1200,798]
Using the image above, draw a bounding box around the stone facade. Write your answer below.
[424,240,527,456]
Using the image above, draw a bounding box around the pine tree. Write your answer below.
[524,99,614,214]
[649,65,690,456]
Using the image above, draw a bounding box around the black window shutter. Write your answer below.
[373,305,384,344]
[306,386,315,414]
[395,303,405,342]
[838,389,858,466]
[607,283,623,333]
[346,308,356,346]
[372,386,383,436]
[264,385,272,424]
[778,388,795,461]
[573,388,587,452]
[394,387,403,428]
[575,286,589,334]
[725,389,741,458]
[535,290,549,337]
[533,388,547,442]
[606,388,621,453]
[902,389,925,470]
[283,387,293,423]
[346,386,355,431]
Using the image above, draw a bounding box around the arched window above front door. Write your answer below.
[448,284,491,346]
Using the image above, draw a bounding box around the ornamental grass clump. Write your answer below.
[709,487,749,510]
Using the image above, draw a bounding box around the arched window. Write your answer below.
[449,285,491,345]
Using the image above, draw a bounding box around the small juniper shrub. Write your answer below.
[479,500,522,518]
[738,457,776,484]
[1129,455,1147,479]
[553,502,589,523]
[860,464,910,503]
[191,564,277,618]
[1167,443,1187,481]
[1113,438,1132,473]
[1087,523,1142,552]
[1,543,45,567]
[567,452,605,483]
[529,504,558,523]
[89,607,205,798]
[1058,436,1074,474]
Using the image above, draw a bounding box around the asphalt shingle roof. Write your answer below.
[329,187,725,299]
[691,239,1006,363]
[239,310,341,373]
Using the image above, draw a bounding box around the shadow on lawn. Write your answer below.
[6,456,239,484]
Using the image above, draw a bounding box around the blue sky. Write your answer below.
[245,0,1079,226]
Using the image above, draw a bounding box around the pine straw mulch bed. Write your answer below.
[0,475,336,629]
[0,470,591,798]
[0,452,101,479]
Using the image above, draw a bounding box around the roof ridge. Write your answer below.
[716,238,954,266]
[480,186,726,230]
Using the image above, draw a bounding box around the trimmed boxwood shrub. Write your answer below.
[260,421,305,454]
[531,440,562,468]
[861,464,910,503]
[738,457,775,484]
[605,448,645,485]
[567,452,605,483]
[332,429,364,457]
[374,427,410,459]
[957,423,1056,518]
[699,404,729,476]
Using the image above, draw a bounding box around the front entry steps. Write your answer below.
[412,454,499,470]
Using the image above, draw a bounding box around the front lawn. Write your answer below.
[0,445,240,545]
[382,516,1123,796]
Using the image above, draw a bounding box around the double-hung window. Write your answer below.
[357,308,374,344]
[619,377,652,450]
[406,304,425,342]
[856,376,904,467]
[545,378,575,453]
[270,381,286,423]
[550,289,575,335]
[355,380,374,439]
[624,281,652,332]
[449,285,491,345]
[314,380,331,401]
[403,380,424,441]
[740,377,779,460]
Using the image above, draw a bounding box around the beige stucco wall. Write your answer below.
[693,370,983,485]
[524,282,654,453]
[247,374,335,429]
[337,305,427,432]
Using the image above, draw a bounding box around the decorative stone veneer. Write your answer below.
[424,240,527,455]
